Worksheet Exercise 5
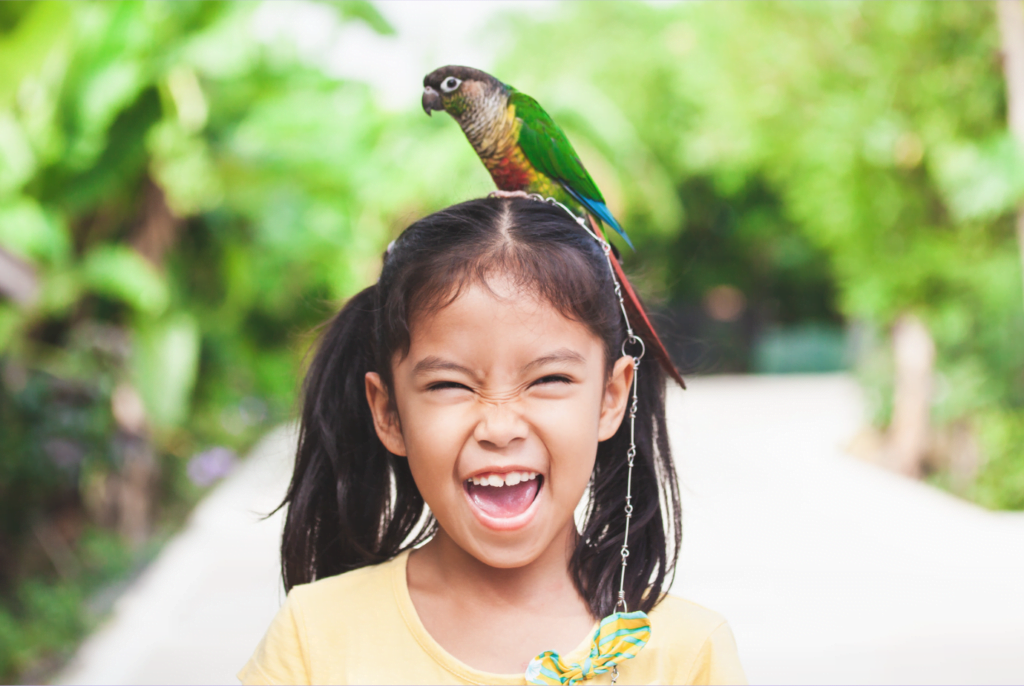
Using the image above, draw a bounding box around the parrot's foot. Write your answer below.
[488,190,535,200]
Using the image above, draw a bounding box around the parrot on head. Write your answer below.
[422,65,685,388]
[422,65,632,249]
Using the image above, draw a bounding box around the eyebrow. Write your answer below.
[411,348,585,377]
[412,356,475,377]
[521,348,586,373]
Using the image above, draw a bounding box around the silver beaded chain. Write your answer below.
[515,194,645,609]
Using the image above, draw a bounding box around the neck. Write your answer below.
[459,90,518,162]
[410,520,589,616]
[405,520,599,673]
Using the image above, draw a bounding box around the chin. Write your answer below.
[457,511,577,571]
[464,533,558,569]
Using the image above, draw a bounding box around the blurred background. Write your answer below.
[1,1,1023,684]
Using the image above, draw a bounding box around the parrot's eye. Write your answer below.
[440,76,462,93]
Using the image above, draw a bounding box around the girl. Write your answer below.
[239,197,745,685]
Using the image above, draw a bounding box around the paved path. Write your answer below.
[668,375,1024,684]
[56,375,1024,685]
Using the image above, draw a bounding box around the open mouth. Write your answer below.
[464,471,543,519]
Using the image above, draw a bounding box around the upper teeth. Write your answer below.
[467,471,539,487]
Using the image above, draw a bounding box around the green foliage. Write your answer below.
[0,1,488,679]
[500,0,1023,500]
[132,313,199,428]
[327,0,395,36]
[0,524,141,679]
[0,364,125,679]
[0,581,85,679]
[0,370,113,546]
[81,245,170,316]
[0,0,491,438]
[973,409,1024,510]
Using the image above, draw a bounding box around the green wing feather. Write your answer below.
[510,90,605,204]
[510,89,631,247]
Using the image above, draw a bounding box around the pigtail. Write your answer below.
[279,285,434,591]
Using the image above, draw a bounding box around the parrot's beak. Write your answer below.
[422,86,443,116]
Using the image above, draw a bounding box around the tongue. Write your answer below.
[467,479,539,518]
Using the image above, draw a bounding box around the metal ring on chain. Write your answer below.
[622,335,646,360]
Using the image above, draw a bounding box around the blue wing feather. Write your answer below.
[560,184,634,250]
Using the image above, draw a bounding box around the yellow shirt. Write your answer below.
[239,550,746,685]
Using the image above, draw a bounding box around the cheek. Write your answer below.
[393,394,470,501]
[529,391,603,496]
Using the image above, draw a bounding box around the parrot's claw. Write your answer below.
[488,190,534,200]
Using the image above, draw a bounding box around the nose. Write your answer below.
[473,400,528,450]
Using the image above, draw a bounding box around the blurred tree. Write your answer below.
[498,1,1024,500]
[0,0,490,679]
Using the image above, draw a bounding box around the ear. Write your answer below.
[598,355,635,442]
[365,372,407,456]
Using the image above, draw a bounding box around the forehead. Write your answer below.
[404,278,603,365]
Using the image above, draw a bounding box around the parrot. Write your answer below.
[422,65,685,388]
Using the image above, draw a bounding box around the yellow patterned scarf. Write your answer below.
[524,611,651,685]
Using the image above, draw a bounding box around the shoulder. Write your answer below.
[287,558,395,617]
[284,556,405,656]
[638,594,748,685]
[239,556,405,685]
[647,593,728,639]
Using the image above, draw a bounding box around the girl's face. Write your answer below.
[366,277,634,569]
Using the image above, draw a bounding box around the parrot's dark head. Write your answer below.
[422,65,509,122]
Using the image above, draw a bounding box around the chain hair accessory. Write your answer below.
[498,192,652,686]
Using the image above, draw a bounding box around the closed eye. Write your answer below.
[532,374,572,386]
[427,381,471,392]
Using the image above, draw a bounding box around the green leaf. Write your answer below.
[67,59,147,168]
[931,134,1024,222]
[0,196,69,264]
[147,119,222,216]
[131,312,200,429]
[0,303,20,352]
[327,0,395,35]
[0,111,35,194]
[177,3,259,79]
[0,1,73,108]
[81,245,168,315]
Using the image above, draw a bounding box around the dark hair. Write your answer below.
[279,197,681,618]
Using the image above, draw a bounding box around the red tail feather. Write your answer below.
[589,217,686,389]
